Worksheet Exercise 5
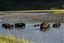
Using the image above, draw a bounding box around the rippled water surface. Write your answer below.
[0,13,64,43]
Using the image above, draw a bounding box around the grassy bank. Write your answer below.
[31,10,64,14]
[0,34,33,43]
[0,10,64,15]
[0,9,64,18]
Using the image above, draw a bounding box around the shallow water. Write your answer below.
[0,13,64,43]
[0,21,64,43]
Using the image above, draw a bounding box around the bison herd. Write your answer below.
[40,20,61,31]
[2,23,25,29]
[1,20,61,31]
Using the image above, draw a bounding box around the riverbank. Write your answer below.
[0,9,64,13]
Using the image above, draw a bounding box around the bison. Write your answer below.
[53,21,61,27]
[2,23,14,29]
[15,23,25,28]
[33,24,40,27]
[40,21,50,31]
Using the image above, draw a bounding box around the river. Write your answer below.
[0,13,64,43]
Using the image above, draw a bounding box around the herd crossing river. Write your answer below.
[0,13,64,43]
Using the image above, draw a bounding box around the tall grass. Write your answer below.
[0,34,34,43]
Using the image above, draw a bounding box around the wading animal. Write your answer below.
[15,23,25,28]
[33,24,40,27]
[53,22,61,27]
[2,23,14,29]
[40,21,50,31]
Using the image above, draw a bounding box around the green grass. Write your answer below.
[0,34,33,43]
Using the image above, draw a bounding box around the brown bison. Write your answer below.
[53,20,61,27]
[40,21,50,31]
[15,23,25,28]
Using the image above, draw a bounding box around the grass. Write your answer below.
[0,34,34,43]
[31,10,64,14]
[0,9,64,17]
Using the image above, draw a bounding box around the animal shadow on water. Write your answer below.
[40,28,50,32]
[15,27,25,30]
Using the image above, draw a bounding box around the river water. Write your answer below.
[0,13,64,43]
